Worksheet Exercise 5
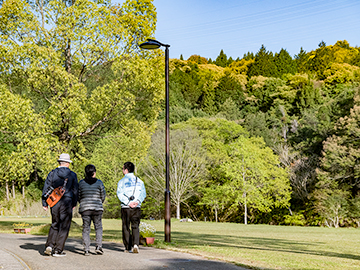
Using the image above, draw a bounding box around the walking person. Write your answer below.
[42,153,79,257]
[117,162,146,253]
[78,164,106,256]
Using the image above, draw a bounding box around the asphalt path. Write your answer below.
[0,233,247,270]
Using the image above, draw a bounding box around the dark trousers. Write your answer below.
[45,196,73,252]
[82,213,103,251]
[121,207,141,251]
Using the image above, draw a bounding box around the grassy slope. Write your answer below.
[1,217,359,270]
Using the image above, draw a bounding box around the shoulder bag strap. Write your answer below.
[131,177,138,198]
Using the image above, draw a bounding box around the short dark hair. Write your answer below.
[123,162,135,173]
[85,164,96,179]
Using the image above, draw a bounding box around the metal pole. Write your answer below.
[164,45,171,242]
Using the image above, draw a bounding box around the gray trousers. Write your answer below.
[81,213,103,251]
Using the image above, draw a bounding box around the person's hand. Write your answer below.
[128,201,139,208]
[43,206,48,211]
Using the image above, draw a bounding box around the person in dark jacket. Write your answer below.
[78,164,106,256]
[42,153,79,257]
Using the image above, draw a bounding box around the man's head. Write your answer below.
[123,161,135,174]
[58,153,72,167]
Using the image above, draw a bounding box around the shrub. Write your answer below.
[139,222,156,238]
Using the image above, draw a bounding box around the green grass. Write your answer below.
[1,217,359,270]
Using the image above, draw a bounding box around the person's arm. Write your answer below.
[100,180,106,203]
[42,170,54,209]
[71,173,79,208]
[137,181,146,204]
[116,179,127,204]
[129,180,146,208]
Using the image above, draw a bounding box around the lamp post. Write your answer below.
[139,39,171,242]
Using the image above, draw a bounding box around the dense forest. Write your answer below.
[1,0,360,228]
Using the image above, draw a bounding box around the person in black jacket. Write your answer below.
[78,164,106,256]
[42,153,79,257]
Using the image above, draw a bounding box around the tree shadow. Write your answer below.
[169,231,360,261]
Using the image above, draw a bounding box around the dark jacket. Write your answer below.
[42,166,79,208]
[78,178,106,214]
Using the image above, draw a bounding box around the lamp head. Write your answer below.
[139,39,162,50]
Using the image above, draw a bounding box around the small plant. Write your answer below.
[139,222,156,238]
[13,222,33,229]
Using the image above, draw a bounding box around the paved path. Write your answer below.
[0,233,247,270]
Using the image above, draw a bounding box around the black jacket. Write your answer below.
[42,167,79,208]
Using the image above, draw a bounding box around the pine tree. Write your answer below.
[295,47,308,73]
[247,45,277,77]
[274,48,296,77]
[215,49,228,67]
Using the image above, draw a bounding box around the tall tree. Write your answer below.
[247,45,277,77]
[142,127,206,219]
[0,0,161,182]
[274,48,296,77]
[215,49,228,67]
[222,137,291,224]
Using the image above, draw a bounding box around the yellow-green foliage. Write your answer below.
[0,0,161,184]
[227,58,255,75]
[324,63,360,85]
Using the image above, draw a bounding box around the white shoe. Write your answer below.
[44,246,52,256]
[132,245,139,253]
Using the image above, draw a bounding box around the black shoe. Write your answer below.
[95,246,103,255]
[84,250,90,256]
[52,251,66,257]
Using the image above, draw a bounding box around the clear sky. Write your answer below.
[118,0,360,60]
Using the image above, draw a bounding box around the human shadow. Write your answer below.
[19,235,128,255]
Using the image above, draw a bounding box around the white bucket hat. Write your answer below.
[57,153,72,163]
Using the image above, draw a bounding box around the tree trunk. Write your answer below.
[6,181,9,201]
[12,180,15,199]
[244,194,247,225]
[215,207,218,223]
[176,203,180,219]
[22,186,25,199]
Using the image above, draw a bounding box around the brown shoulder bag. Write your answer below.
[46,178,68,208]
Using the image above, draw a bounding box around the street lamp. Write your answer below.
[139,39,171,242]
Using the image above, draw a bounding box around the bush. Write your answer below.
[283,212,306,226]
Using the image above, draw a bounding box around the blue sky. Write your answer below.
[119,0,360,60]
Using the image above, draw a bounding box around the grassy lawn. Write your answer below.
[1,216,359,270]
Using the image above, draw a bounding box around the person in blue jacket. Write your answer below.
[117,162,146,253]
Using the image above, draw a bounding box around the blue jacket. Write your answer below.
[117,173,146,208]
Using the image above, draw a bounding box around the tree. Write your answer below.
[274,48,296,77]
[214,72,245,110]
[0,0,161,187]
[198,184,228,222]
[319,91,360,195]
[215,49,228,67]
[247,45,277,77]
[323,63,360,85]
[142,127,206,219]
[187,54,208,64]
[294,47,309,73]
[222,136,291,224]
